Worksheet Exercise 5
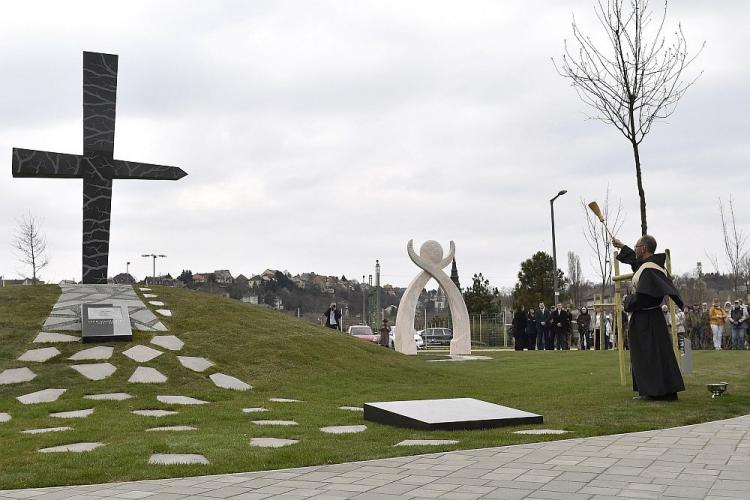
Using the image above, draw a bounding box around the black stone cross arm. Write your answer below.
[10,51,187,284]
[12,149,187,180]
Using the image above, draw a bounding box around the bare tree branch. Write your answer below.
[555,0,704,234]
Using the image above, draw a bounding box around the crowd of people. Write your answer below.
[511,302,626,351]
[511,297,750,352]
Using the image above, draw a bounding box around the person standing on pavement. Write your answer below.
[526,308,537,350]
[512,306,527,351]
[728,300,748,350]
[577,306,592,350]
[708,299,727,350]
[535,302,551,350]
[613,235,685,401]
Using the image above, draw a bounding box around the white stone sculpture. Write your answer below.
[394,240,471,355]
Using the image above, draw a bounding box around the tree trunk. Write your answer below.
[631,140,648,236]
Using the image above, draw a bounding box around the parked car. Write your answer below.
[388,327,425,349]
[347,325,379,344]
[418,327,453,346]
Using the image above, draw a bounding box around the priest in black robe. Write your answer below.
[613,235,685,401]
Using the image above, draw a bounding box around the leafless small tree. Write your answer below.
[12,212,49,283]
[567,251,584,306]
[582,187,625,300]
[717,195,747,293]
[555,0,704,235]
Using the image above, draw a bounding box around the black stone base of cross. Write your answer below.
[12,52,187,284]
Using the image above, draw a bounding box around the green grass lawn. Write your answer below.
[1,285,749,489]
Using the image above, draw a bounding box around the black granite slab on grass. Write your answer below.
[364,398,542,430]
[81,304,132,342]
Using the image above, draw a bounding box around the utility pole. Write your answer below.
[375,260,381,327]
[126,261,130,275]
[362,275,366,325]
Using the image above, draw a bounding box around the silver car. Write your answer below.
[388,327,425,349]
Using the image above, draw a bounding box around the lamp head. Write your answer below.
[558,189,567,196]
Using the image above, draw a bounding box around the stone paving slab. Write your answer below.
[146,426,197,432]
[69,346,114,361]
[50,408,94,419]
[157,395,208,405]
[150,335,184,351]
[177,356,214,372]
[39,442,104,453]
[16,388,66,404]
[1,415,750,499]
[0,413,10,423]
[33,332,79,343]
[0,367,36,384]
[128,367,168,384]
[70,363,117,381]
[18,347,61,362]
[149,454,209,465]
[209,373,252,391]
[21,426,72,434]
[84,392,132,401]
[122,345,163,363]
[250,438,299,448]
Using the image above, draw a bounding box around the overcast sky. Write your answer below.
[1,1,748,290]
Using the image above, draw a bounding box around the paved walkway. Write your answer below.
[2,415,749,499]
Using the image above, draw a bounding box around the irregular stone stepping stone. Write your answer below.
[50,408,94,419]
[0,367,37,385]
[129,367,167,384]
[150,335,183,351]
[18,347,61,362]
[396,439,459,446]
[250,438,299,448]
[156,309,172,317]
[149,454,209,465]
[242,407,268,413]
[0,413,10,423]
[22,427,72,434]
[149,301,165,306]
[269,398,302,403]
[84,392,132,401]
[122,345,163,363]
[514,429,570,435]
[320,425,367,434]
[17,388,66,404]
[140,287,152,291]
[252,420,298,426]
[427,355,493,362]
[209,373,251,391]
[132,410,178,417]
[70,363,117,381]
[339,406,364,412]
[33,332,79,343]
[143,294,157,298]
[157,395,208,405]
[177,356,213,372]
[69,346,113,361]
[146,426,197,432]
[39,442,103,453]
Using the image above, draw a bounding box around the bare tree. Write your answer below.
[582,187,625,299]
[717,195,747,293]
[556,0,704,235]
[12,212,49,283]
[567,251,584,306]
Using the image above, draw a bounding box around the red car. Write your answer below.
[347,325,380,344]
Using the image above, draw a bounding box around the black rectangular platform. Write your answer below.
[364,398,542,430]
[81,303,133,342]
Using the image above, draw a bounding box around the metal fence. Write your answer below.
[423,312,512,347]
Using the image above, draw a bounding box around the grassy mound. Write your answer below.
[1,285,749,489]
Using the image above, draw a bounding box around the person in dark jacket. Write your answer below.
[577,307,592,350]
[512,306,527,350]
[322,303,342,330]
[614,235,685,401]
[535,302,551,350]
[551,304,569,350]
[525,308,537,350]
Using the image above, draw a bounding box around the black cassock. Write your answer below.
[617,246,685,397]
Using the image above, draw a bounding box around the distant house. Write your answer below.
[272,296,283,310]
[213,270,234,285]
[241,295,259,305]
[249,275,263,287]
[1,278,25,287]
[383,284,396,297]
[235,274,249,286]
[58,280,77,285]
[193,273,210,283]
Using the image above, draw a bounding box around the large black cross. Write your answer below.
[12,52,187,284]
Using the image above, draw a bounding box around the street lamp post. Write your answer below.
[126,261,130,275]
[550,190,567,306]
[141,254,166,283]
[362,275,367,325]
